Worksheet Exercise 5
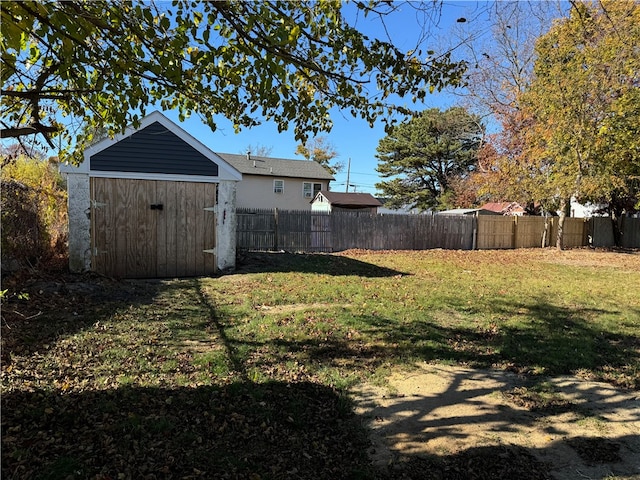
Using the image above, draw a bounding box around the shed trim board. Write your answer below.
[87,170,221,183]
[63,110,240,277]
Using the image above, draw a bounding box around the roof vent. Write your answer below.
[246,151,251,161]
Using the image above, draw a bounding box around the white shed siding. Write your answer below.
[66,172,91,272]
[216,180,237,270]
[310,194,332,213]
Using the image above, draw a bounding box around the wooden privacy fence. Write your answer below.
[237,209,473,252]
[476,216,588,249]
[237,208,640,252]
[589,216,640,248]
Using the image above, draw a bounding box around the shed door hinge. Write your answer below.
[92,247,107,256]
[203,248,217,255]
[203,206,217,213]
[91,199,108,209]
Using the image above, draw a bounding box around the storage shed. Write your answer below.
[61,111,242,278]
[311,191,382,214]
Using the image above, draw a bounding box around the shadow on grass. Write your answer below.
[1,381,373,480]
[3,274,639,479]
[370,436,640,480]
[355,365,640,480]
[8,380,637,480]
[208,295,639,389]
[353,296,640,385]
[5,372,637,480]
[0,276,165,363]
[236,251,409,277]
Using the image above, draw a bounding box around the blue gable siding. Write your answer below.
[91,122,219,176]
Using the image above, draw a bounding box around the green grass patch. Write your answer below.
[202,250,640,388]
[2,249,639,479]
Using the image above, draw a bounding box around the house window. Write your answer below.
[274,179,284,194]
[303,182,322,198]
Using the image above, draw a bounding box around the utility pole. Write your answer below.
[345,157,351,193]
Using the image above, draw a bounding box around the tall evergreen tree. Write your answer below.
[375,107,483,210]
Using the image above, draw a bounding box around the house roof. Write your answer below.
[217,153,335,181]
[480,202,526,215]
[313,191,382,207]
[437,208,499,215]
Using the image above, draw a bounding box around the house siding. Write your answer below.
[236,175,329,211]
[91,122,219,176]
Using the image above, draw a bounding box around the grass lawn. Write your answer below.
[2,248,639,479]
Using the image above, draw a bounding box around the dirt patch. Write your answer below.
[537,247,640,270]
[255,302,352,313]
[353,364,640,479]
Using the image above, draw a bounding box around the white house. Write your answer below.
[217,153,334,211]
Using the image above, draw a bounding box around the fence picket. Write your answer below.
[236,208,640,252]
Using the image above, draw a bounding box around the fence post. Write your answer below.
[274,208,279,251]
[472,212,478,250]
[583,218,589,247]
[513,215,518,249]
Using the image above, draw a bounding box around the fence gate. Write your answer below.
[311,213,332,251]
[90,177,217,278]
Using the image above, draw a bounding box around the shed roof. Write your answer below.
[217,153,335,181]
[313,191,382,207]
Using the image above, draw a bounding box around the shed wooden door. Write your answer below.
[90,178,217,278]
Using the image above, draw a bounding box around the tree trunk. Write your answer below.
[556,198,570,251]
[610,205,623,247]
[542,215,548,248]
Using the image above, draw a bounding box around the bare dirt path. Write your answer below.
[353,364,640,479]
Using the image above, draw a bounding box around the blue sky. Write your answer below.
[165,1,493,195]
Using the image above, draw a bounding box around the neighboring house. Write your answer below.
[437,208,499,216]
[60,111,242,278]
[569,197,606,218]
[480,202,526,216]
[217,153,334,211]
[311,191,382,214]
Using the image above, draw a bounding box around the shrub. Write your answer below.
[1,155,67,270]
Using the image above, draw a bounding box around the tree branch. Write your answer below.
[1,124,59,139]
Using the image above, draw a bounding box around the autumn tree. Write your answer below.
[518,0,640,248]
[1,1,466,162]
[453,2,561,208]
[295,136,342,175]
[375,107,484,211]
